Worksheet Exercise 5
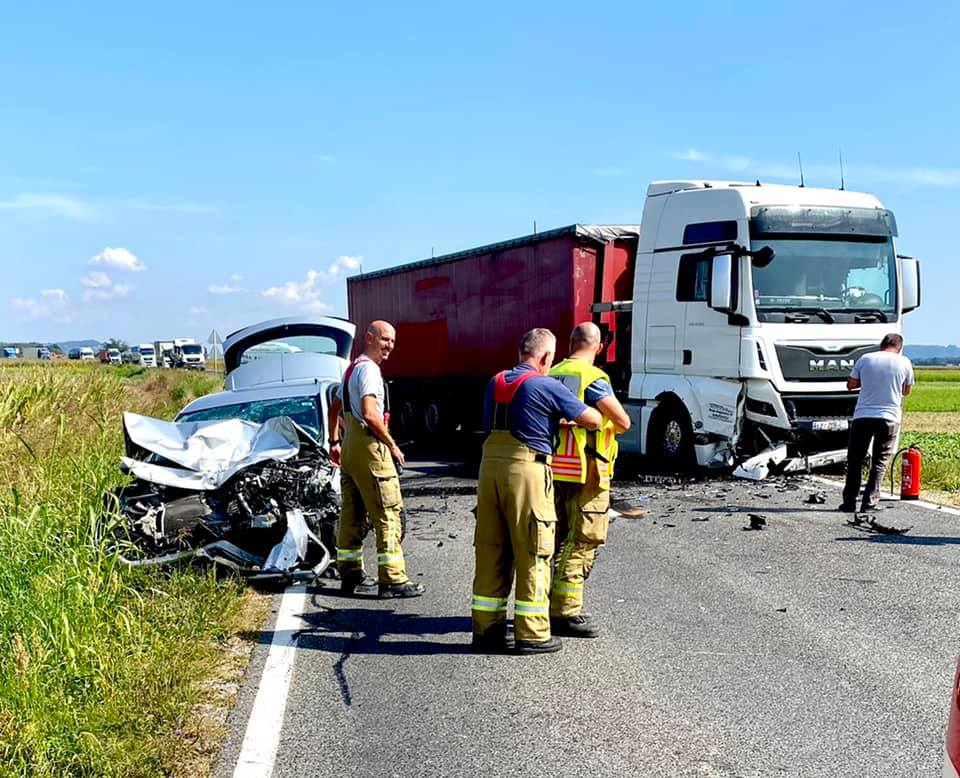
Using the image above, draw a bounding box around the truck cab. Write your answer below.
[132,344,157,368]
[621,180,920,470]
[173,339,206,370]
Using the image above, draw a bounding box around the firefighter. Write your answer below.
[548,322,631,637]
[471,328,602,655]
[327,321,425,598]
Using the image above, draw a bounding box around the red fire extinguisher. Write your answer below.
[894,444,922,500]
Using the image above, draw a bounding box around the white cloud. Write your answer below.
[262,270,333,314]
[81,271,130,301]
[191,305,209,316]
[316,254,362,281]
[230,273,243,282]
[670,148,711,162]
[11,288,70,320]
[0,193,98,221]
[89,246,146,272]
[208,283,248,294]
[11,297,50,318]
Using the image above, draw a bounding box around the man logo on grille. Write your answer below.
[809,358,855,372]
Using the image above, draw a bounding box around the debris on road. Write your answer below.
[733,444,788,480]
[744,513,767,531]
[691,516,711,522]
[805,491,827,504]
[99,412,338,581]
[611,497,650,517]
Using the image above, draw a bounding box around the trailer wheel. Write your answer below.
[396,399,419,438]
[423,398,452,436]
[648,402,696,471]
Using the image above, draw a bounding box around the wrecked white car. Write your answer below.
[101,317,357,581]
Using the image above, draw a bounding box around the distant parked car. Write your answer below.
[175,316,354,450]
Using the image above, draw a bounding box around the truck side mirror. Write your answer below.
[899,256,920,313]
[709,254,734,312]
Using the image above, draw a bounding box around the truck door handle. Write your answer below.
[683,350,692,365]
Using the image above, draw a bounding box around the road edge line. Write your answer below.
[232,583,307,778]
[806,475,960,516]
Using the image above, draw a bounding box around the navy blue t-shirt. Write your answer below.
[482,365,589,454]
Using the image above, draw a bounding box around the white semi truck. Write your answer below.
[173,338,206,370]
[349,179,920,472]
[132,343,157,368]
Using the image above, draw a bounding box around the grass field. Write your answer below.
[0,362,256,777]
[898,367,960,499]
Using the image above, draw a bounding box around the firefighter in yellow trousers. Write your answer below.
[327,321,425,599]
[472,328,601,655]
[549,322,631,637]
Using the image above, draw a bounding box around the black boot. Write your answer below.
[550,614,600,638]
[378,580,426,599]
[340,573,377,595]
[470,623,515,655]
[514,635,563,655]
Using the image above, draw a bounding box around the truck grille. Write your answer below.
[774,344,879,382]
[782,393,857,420]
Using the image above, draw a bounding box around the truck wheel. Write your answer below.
[397,399,419,438]
[648,402,696,471]
[423,398,447,436]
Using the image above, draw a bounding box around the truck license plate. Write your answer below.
[812,419,849,432]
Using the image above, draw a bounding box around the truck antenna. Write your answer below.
[533,220,537,235]
[838,149,845,190]
[797,152,805,188]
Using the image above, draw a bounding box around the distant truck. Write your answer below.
[131,343,157,368]
[173,338,206,370]
[68,347,96,361]
[3,347,18,359]
[347,179,920,472]
[23,346,51,360]
[99,349,122,365]
[154,340,175,368]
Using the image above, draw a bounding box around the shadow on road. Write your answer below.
[834,534,960,546]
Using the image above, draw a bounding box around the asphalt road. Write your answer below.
[216,462,960,778]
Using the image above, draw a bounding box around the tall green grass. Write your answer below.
[903,383,960,413]
[0,365,247,776]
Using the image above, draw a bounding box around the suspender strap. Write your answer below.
[491,369,538,430]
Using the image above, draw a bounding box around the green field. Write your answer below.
[899,368,960,499]
[0,363,252,777]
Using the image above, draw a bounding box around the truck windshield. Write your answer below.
[177,396,321,440]
[750,237,897,322]
[181,344,203,354]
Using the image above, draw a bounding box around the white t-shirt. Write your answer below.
[336,355,385,422]
[851,350,914,423]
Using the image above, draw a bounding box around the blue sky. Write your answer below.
[2,1,957,346]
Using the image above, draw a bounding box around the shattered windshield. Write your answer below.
[177,396,322,440]
[750,237,897,321]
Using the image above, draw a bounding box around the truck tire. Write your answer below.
[647,402,696,471]
[396,399,419,438]
[423,398,453,436]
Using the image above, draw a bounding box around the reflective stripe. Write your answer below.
[514,600,549,616]
[552,580,582,596]
[336,548,363,561]
[377,551,404,566]
[471,594,508,613]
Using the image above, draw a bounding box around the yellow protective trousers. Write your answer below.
[472,431,558,643]
[336,414,408,585]
[550,468,610,618]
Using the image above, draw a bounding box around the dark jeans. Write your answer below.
[842,418,899,510]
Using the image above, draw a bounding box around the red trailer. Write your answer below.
[347,224,639,438]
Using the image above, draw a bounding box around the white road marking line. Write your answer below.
[233,583,307,778]
[806,475,960,517]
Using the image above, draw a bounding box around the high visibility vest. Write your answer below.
[549,358,619,489]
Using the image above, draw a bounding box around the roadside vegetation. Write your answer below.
[0,362,251,777]
[900,367,960,500]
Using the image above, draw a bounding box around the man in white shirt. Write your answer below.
[327,320,425,598]
[841,333,915,512]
